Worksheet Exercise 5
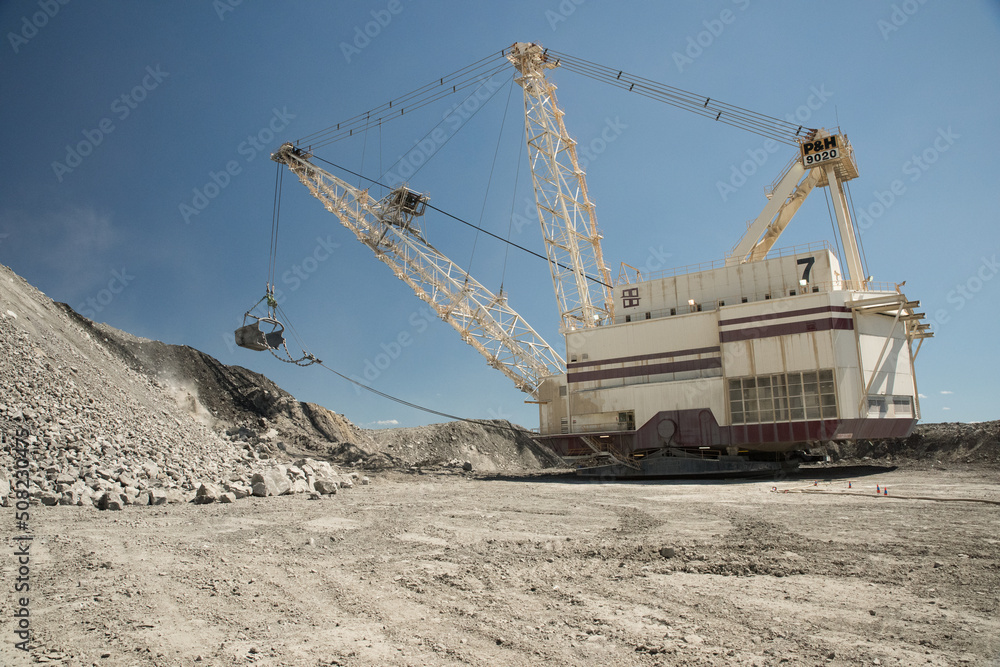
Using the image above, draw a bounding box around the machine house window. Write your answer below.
[728,369,837,424]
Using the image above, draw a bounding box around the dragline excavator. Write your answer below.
[239,42,931,477]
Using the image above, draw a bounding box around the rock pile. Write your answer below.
[0,266,368,510]
[1,261,563,504]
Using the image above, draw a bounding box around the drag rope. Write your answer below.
[312,359,534,438]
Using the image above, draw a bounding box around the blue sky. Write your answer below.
[2,1,998,428]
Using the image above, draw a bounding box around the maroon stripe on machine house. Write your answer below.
[566,345,720,370]
[719,317,853,343]
[718,305,851,327]
[567,356,722,384]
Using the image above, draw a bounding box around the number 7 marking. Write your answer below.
[797,256,815,283]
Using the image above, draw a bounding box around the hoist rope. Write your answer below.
[247,167,321,368]
[267,164,284,288]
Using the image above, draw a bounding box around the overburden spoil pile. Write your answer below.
[0,263,558,510]
[831,421,1000,467]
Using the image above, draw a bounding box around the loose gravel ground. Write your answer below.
[3,464,998,666]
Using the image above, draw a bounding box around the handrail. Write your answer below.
[636,240,834,284]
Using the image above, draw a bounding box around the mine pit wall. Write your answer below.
[538,282,918,457]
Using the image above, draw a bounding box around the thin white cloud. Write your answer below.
[940,390,954,395]
[368,419,399,426]
[918,393,928,398]
[0,205,118,300]
[942,407,951,411]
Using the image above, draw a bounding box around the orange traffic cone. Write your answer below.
[876,484,881,494]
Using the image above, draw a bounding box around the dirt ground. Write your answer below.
[4,464,1000,667]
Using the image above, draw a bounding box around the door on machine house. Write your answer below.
[618,411,635,431]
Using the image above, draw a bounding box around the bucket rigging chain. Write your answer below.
[235,290,320,367]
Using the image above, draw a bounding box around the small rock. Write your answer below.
[659,546,676,559]
[462,461,473,472]
[314,478,339,495]
[218,492,236,504]
[683,634,703,645]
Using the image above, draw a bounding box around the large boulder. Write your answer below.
[195,482,223,504]
[251,469,291,497]
[97,492,123,511]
